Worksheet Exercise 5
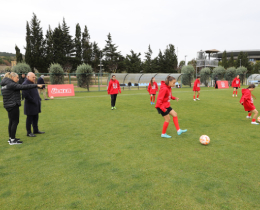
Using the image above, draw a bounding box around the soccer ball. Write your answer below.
[257,116,260,122]
[50,96,54,99]
[200,135,210,145]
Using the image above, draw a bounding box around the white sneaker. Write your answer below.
[193,99,196,101]
[246,116,252,119]
[196,98,200,100]
[232,94,234,97]
[236,95,237,97]
[251,122,259,125]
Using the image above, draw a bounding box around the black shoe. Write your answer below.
[9,140,23,145]
[34,131,45,134]
[8,138,20,143]
[27,133,36,137]
[45,99,49,100]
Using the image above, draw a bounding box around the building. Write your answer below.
[215,50,260,63]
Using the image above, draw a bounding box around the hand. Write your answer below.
[241,102,243,105]
[37,85,43,88]
[176,98,179,101]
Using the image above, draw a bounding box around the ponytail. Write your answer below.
[4,72,18,79]
[150,77,154,86]
[247,84,255,89]
[4,72,11,78]
[165,76,176,85]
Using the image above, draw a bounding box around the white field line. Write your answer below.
[0,89,229,102]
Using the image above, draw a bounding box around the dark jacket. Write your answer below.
[37,77,45,89]
[0,77,37,110]
[19,77,26,84]
[22,79,41,115]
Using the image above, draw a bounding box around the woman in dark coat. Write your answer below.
[0,72,42,145]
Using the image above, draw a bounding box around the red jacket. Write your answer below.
[232,78,240,88]
[193,79,200,91]
[147,82,158,94]
[240,89,255,111]
[107,79,121,95]
[155,81,176,112]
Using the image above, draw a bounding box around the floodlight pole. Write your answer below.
[185,55,187,65]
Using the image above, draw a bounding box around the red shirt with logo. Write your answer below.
[240,89,255,111]
[232,78,240,88]
[147,82,158,95]
[193,79,200,91]
[107,79,121,95]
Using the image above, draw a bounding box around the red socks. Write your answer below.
[236,91,237,95]
[153,95,155,102]
[193,95,195,99]
[197,94,199,98]
[173,117,180,131]
[252,119,256,122]
[233,91,235,94]
[248,113,252,117]
[150,96,152,102]
[162,122,169,134]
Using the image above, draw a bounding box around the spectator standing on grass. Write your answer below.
[107,75,121,110]
[19,73,26,100]
[193,76,201,101]
[37,75,49,100]
[22,72,45,137]
[214,76,218,89]
[0,72,42,145]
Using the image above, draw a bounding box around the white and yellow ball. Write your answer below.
[50,96,54,99]
[200,135,210,145]
[257,116,260,122]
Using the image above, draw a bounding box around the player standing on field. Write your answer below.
[107,75,121,110]
[193,76,200,101]
[147,77,158,105]
[240,84,259,125]
[232,75,240,97]
[155,76,187,138]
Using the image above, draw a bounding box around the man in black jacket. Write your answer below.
[22,72,45,137]
[19,73,26,100]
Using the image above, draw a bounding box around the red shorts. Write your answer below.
[244,104,255,111]
[193,88,200,91]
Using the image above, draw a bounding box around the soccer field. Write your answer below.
[1,87,260,209]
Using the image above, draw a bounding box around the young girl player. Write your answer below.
[107,75,121,110]
[240,84,259,125]
[147,77,158,105]
[155,76,187,138]
[232,75,240,97]
[193,76,200,101]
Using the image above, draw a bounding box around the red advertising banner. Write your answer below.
[217,81,229,89]
[47,84,75,97]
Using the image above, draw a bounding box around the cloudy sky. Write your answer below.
[1,0,259,63]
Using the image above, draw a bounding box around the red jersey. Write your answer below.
[107,79,121,95]
[240,89,255,111]
[193,79,200,91]
[155,81,176,112]
[147,82,158,95]
[232,78,240,88]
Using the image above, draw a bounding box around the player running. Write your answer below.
[155,76,187,138]
[147,77,158,105]
[193,76,200,101]
[107,75,121,110]
[232,75,240,97]
[240,84,259,125]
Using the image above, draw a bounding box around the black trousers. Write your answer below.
[26,114,39,134]
[111,94,117,107]
[7,106,20,139]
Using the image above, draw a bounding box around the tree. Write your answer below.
[164,44,178,73]
[61,18,74,72]
[13,63,31,75]
[200,67,211,86]
[236,66,247,85]
[49,63,64,84]
[73,23,82,71]
[178,60,185,73]
[52,25,65,67]
[228,52,234,67]
[187,59,197,73]
[125,50,142,73]
[253,61,260,74]
[181,65,195,87]
[103,33,121,73]
[157,50,165,72]
[82,25,92,66]
[25,21,33,71]
[29,13,47,72]
[91,42,101,73]
[15,45,23,63]
[143,45,157,73]
[222,50,228,69]
[45,25,54,70]
[212,66,225,80]
[76,63,93,91]
[225,67,236,85]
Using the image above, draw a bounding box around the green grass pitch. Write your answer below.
[1,86,260,209]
